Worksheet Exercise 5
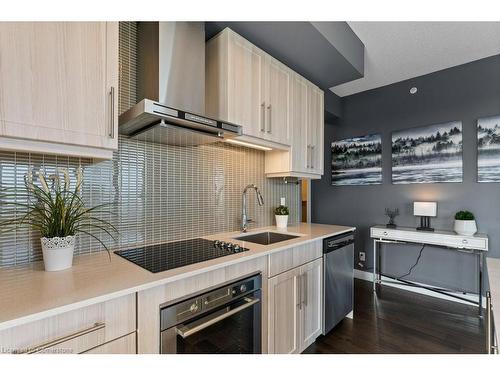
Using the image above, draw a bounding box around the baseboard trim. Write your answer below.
[354,269,486,308]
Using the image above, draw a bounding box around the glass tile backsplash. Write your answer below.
[0,136,300,267]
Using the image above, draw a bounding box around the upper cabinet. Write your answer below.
[264,56,291,145]
[206,28,324,178]
[206,28,291,148]
[0,22,118,159]
[306,83,325,176]
[266,72,324,179]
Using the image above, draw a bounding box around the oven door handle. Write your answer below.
[176,296,260,339]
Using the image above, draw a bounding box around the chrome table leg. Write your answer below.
[479,251,484,317]
[373,239,377,291]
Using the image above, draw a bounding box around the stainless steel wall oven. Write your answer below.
[160,274,262,354]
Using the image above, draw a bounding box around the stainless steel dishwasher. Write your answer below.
[322,232,355,335]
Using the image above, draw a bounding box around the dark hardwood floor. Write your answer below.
[304,279,485,354]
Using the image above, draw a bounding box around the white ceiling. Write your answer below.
[331,22,500,97]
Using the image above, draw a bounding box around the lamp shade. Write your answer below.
[413,201,437,217]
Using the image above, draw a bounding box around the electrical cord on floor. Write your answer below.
[397,244,426,279]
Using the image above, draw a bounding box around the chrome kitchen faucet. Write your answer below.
[241,184,264,232]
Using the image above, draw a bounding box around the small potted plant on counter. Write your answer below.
[454,210,477,236]
[0,168,117,271]
[275,205,289,229]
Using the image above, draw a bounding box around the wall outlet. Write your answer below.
[280,197,286,206]
[359,251,366,262]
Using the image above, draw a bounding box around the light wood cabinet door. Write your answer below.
[268,266,301,354]
[307,84,324,175]
[289,73,309,173]
[268,257,323,354]
[226,31,265,138]
[263,56,290,145]
[299,258,323,350]
[264,73,324,178]
[0,22,118,157]
[206,28,292,146]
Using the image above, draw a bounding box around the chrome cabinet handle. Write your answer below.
[383,231,388,236]
[15,322,106,354]
[306,145,310,168]
[310,145,315,169]
[176,297,259,338]
[297,274,302,310]
[260,102,266,132]
[109,86,115,138]
[302,272,308,307]
[267,104,272,133]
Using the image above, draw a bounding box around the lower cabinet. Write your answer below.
[0,294,136,354]
[300,259,323,350]
[268,257,322,354]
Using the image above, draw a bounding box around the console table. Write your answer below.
[370,225,489,316]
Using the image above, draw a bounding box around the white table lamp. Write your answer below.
[414,201,437,231]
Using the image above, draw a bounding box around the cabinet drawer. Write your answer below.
[268,240,322,277]
[84,333,136,354]
[0,294,136,354]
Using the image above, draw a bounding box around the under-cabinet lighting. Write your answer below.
[225,139,273,151]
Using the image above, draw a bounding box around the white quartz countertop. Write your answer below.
[0,223,355,330]
[487,257,500,337]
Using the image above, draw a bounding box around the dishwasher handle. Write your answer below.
[324,238,354,253]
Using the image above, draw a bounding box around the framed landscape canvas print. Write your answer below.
[331,134,382,186]
[477,115,500,182]
[392,121,463,184]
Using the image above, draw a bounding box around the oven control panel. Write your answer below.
[160,273,262,330]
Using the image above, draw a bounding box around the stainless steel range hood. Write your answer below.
[119,22,242,146]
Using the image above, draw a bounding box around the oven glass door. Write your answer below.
[172,291,261,354]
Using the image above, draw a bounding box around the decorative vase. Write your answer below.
[275,215,289,229]
[41,235,76,271]
[453,220,477,236]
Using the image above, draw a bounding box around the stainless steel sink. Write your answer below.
[233,231,300,245]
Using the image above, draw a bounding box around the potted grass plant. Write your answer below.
[453,210,477,236]
[0,168,117,271]
[274,205,289,229]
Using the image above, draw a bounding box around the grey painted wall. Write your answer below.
[312,54,500,294]
[324,90,343,120]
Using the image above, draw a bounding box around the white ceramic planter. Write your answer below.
[41,235,75,271]
[453,220,477,236]
[275,215,289,229]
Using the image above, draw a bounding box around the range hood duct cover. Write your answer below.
[119,22,242,146]
[137,22,205,114]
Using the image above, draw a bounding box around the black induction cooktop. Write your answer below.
[115,238,249,273]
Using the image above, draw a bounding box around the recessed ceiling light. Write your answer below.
[410,87,418,94]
